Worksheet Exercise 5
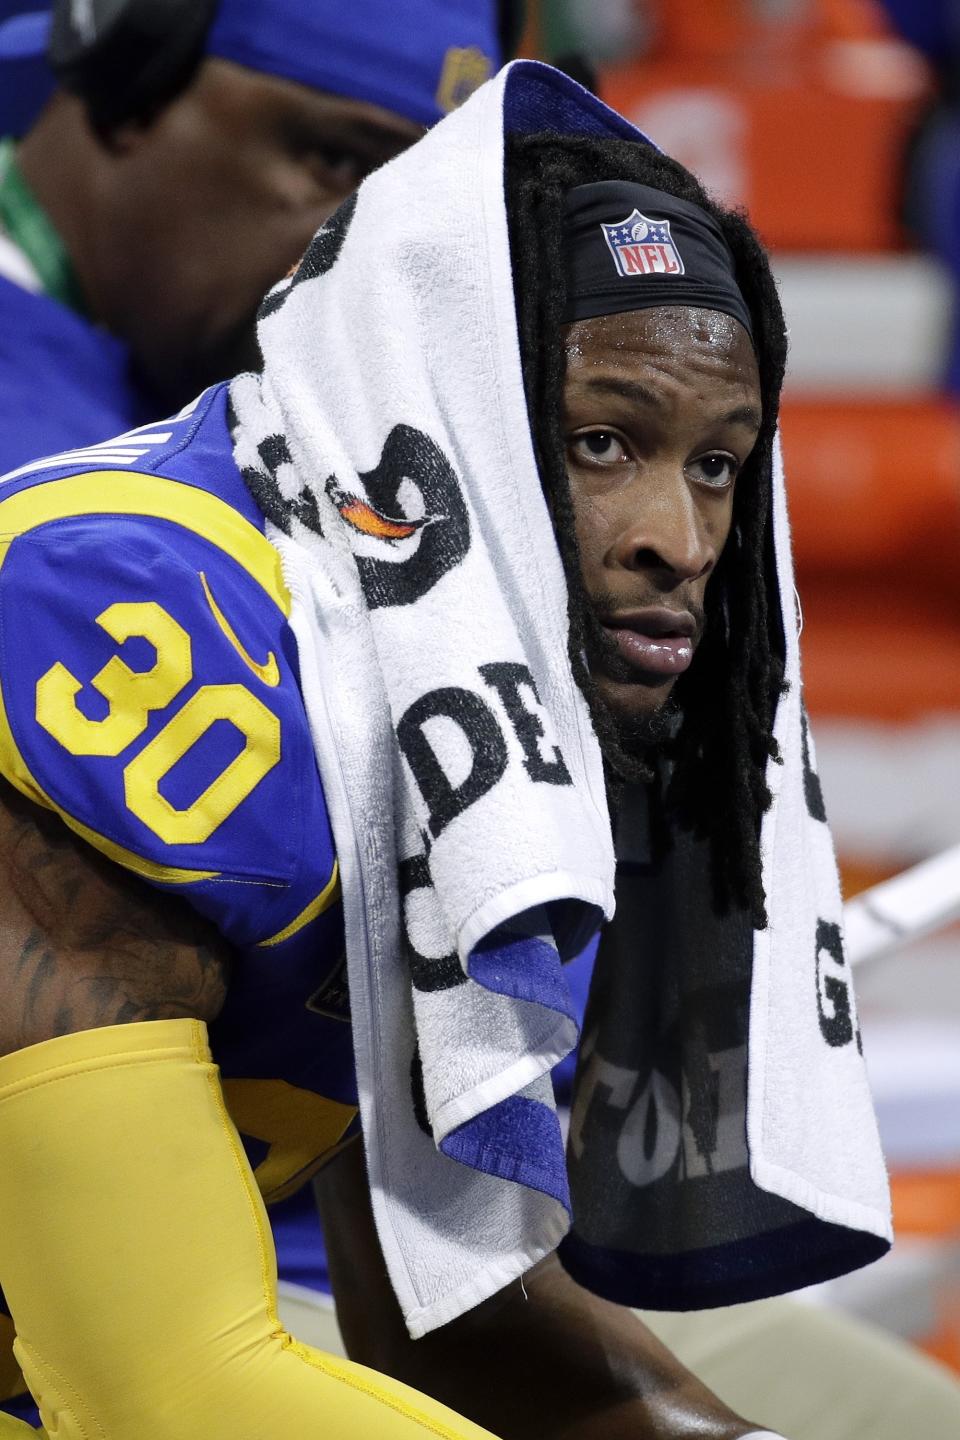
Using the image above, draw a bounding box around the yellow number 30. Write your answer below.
[36,600,280,845]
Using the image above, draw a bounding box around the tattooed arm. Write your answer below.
[0,781,229,1057]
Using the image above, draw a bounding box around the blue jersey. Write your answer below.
[0,383,359,1202]
[0,381,595,1415]
[0,275,156,474]
[0,347,358,1422]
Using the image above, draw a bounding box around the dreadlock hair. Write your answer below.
[505,132,788,928]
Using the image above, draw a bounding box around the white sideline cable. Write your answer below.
[844,843,960,967]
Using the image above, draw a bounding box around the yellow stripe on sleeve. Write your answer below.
[257,863,341,947]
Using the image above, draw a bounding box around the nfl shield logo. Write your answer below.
[601,210,685,279]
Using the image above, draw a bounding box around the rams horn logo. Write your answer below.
[435,46,492,115]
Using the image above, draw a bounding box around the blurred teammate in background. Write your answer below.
[878,0,960,391]
[0,0,516,471]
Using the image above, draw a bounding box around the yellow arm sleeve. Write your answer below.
[0,1418,45,1437]
[0,1020,499,1440]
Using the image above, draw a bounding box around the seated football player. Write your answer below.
[0,61,885,1440]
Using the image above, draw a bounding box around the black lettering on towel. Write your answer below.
[230,416,325,539]
[397,687,507,838]
[259,192,358,319]
[398,851,464,993]
[801,707,827,823]
[479,661,572,786]
[815,918,854,1048]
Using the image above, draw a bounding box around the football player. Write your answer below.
[0,63,798,1440]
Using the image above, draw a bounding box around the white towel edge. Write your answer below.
[459,871,614,961]
[400,1208,571,1337]
[749,1154,893,1244]
[432,1016,577,1140]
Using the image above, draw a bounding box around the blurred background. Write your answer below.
[519,0,960,1382]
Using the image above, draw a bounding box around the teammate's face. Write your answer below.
[104,58,422,405]
[563,306,762,729]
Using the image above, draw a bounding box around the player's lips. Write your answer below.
[601,607,697,678]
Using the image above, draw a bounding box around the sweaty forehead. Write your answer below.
[564,306,761,393]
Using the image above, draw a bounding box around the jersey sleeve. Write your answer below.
[0,470,335,949]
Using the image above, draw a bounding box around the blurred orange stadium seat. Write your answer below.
[891,1168,960,1370]
[782,399,960,575]
[780,398,960,720]
[600,0,930,251]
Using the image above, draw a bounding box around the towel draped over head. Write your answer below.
[229,60,891,1337]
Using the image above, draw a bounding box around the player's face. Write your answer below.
[108,57,422,405]
[563,305,762,731]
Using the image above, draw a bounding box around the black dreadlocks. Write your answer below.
[505,133,789,927]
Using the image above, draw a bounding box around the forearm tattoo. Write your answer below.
[0,781,230,1053]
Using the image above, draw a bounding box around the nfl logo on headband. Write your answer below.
[601,210,685,279]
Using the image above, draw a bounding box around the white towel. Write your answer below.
[748,439,892,1239]
[230,63,619,1336]
[229,59,891,1334]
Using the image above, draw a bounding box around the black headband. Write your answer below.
[562,181,754,339]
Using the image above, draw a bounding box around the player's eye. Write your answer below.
[303,144,370,191]
[569,430,630,465]
[687,452,739,489]
[281,121,374,192]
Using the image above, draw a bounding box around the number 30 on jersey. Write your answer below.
[35,599,280,845]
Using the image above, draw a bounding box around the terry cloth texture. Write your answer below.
[229,60,891,1336]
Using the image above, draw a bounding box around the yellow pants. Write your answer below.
[0,1020,498,1440]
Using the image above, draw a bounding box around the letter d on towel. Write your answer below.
[397,686,508,838]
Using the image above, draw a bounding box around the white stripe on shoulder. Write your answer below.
[0,386,209,486]
[0,444,165,485]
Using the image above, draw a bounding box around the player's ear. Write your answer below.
[95,113,154,156]
[67,86,157,157]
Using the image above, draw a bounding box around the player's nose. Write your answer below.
[607,474,716,585]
